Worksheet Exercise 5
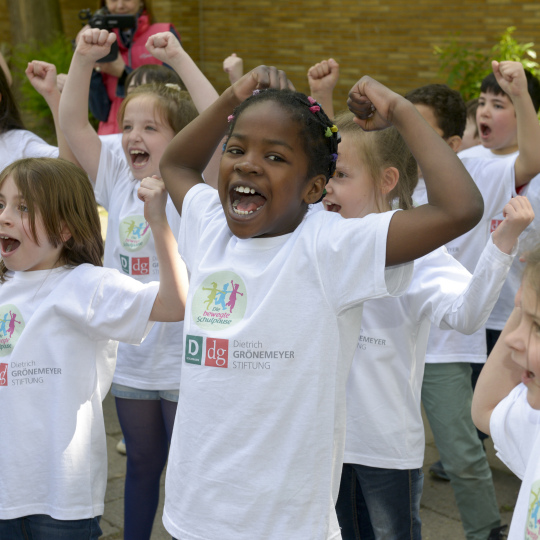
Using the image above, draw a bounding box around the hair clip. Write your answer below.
[324,127,334,137]
[331,153,338,161]
[307,96,318,105]
[252,89,261,95]
[309,105,321,114]
[165,83,182,91]
[331,125,338,132]
[227,114,235,123]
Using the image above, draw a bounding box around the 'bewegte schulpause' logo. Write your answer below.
[119,215,151,252]
[191,272,247,331]
[0,304,24,359]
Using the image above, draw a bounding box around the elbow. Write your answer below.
[454,191,484,237]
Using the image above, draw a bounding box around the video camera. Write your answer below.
[78,8,137,63]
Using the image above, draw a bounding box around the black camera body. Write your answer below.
[79,8,137,63]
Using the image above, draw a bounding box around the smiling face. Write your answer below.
[0,176,64,272]
[121,95,176,181]
[506,282,540,409]
[476,91,518,155]
[105,0,142,15]
[323,134,382,219]
[219,100,324,239]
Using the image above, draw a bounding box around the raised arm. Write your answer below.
[138,175,188,322]
[471,301,523,435]
[25,60,79,166]
[307,58,339,119]
[59,29,117,183]
[493,61,540,188]
[439,196,533,333]
[160,66,293,215]
[223,53,244,85]
[347,76,484,266]
[146,32,221,187]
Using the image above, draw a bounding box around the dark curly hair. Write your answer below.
[405,84,466,139]
[480,69,540,112]
[227,89,340,190]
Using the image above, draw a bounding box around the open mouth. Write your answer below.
[479,123,491,138]
[230,185,267,216]
[130,149,150,169]
[0,235,20,255]
[323,199,342,213]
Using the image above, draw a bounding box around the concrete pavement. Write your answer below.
[99,392,520,539]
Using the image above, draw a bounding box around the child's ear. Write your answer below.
[303,174,327,204]
[60,222,72,243]
[381,167,399,196]
[445,135,462,153]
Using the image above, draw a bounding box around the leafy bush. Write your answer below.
[434,27,540,101]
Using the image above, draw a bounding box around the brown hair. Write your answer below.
[334,110,417,211]
[118,83,197,135]
[0,158,104,282]
[523,245,540,298]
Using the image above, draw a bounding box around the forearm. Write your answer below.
[45,90,80,166]
[168,50,219,113]
[439,237,515,333]
[149,219,188,322]
[161,86,239,211]
[471,307,523,434]
[514,94,540,187]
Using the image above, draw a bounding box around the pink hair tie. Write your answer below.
[307,96,317,105]
[309,105,321,113]
[227,115,235,123]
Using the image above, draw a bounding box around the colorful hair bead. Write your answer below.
[324,127,333,137]
[252,89,261,95]
[309,105,321,114]
[307,96,318,105]
[331,153,338,161]
[331,125,338,132]
[227,114,235,123]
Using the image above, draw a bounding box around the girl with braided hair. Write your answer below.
[159,66,484,540]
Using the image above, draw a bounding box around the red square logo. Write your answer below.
[132,257,150,275]
[0,363,8,386]
[205,338,229,368]
[490,219,503,233]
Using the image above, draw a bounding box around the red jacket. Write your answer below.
[98,12,174,134]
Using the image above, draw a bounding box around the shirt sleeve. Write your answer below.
[315,210,413,313]
[433,237,515,332]
[490,384,540,479]
[21,131,58,159]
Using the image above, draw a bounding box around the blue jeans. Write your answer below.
[336,463,423,540]
[0,515,102,540]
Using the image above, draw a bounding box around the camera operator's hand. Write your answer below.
[26,60,59,101]
[75,28,117,64]
[95,54,126,78]
[146,32,184,64]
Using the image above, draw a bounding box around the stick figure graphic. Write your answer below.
[0,313,10,337]
[225,280,243,313]
[202,282,226,310]
[214,283,230,310]
[7,311,21,338]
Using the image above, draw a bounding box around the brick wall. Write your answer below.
[2,0,539,110]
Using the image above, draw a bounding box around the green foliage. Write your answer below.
[434,27,540,102]
[9,33,73,119]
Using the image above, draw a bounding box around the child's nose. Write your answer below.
[233,159,263,175]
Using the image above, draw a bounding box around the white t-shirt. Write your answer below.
[95,145,184,390]
[99,133,123,161]
[413,155,516,363]
[491,384,540,539]
[344,238,515,470]
[458,145,518,161]
[0,265,158,520]
[0,129,58,170]
[162,184,413,540]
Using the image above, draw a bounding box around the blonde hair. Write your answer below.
[0,158,104,282]
[523,245,540,297]
[334,110,417,211]
[118,83,198,135]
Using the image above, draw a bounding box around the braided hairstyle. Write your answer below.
[227,89,340,198]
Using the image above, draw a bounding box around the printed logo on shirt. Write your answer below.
[0,363,7,386]
[185,334,294,370]
[526,480,540,538]
[119,215,151,252]
[0,304,24,357]
[120,254,151,276]
[192,272,247,331]
[490,219,503,233]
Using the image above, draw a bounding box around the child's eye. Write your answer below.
[268,155,284,162]
[334,171,347,179]
[18,204,29,213]
[145,126,156,131]
[227,147,243,155]
[123,124,132,132]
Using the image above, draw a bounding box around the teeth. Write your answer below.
[234,186,256,194]
[130,150,146,155]
[232,200,239,207]
[232,206,263,216]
